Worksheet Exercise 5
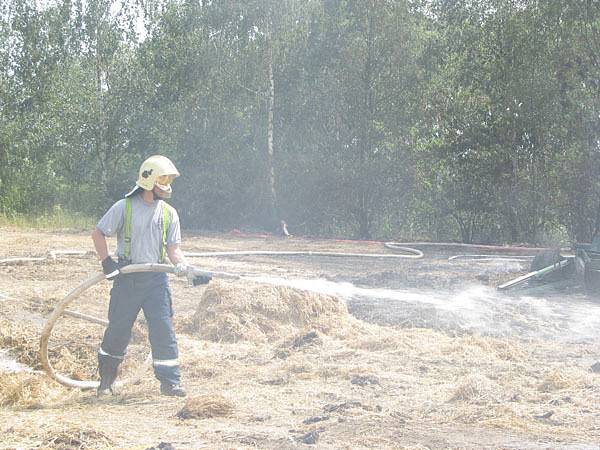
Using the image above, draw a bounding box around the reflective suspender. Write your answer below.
[162,202,169,263]
[124,197,169,263]
[124,198,132,259]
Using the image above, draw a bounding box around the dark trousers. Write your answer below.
[99,272,181,385]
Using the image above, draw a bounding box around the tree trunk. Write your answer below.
[266,26,278,229]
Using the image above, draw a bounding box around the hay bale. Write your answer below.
[191,281,353,343]
[176,394,234,419]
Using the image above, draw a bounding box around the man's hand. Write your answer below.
[101,256,120,280]
[174,262,190,277]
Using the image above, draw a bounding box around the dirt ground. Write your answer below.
[1,228,599,450]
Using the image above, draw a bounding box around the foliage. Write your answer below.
[1,0,600,243]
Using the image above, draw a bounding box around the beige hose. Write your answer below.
[0,257,46,265]
[40,272,110,389]
[184,244,424,260]
[448,254,535,262]
[0,250,90,265]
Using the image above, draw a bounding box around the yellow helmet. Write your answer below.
[126,155,180,198]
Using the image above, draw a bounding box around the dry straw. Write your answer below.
[0,319,40,367]
[449,373,503,403]
[176,394,234,419]
[0,370,67,408]
[39,427,113,450]
[191,280,356,343]
[1,313,148,386]
[538,369,586,392]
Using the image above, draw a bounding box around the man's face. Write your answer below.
[153,174,177,199]
[153,184,172,199]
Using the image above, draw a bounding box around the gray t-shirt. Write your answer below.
[96,194,181,264]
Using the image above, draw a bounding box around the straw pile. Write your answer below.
[0,319,40,367]
[176,394,234,419]
[39,427,113,449]
[0,317,100,378]
[53,346,96,381]
[449,373,503,403]
[0,371,68,408]
[191,281,355,343]
[538,369,587,392]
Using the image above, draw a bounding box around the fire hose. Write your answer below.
[0,250,89,265]
[448,254,535,262]
[37,244,424,389]
[182,245,424,259]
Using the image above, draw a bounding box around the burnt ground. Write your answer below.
[0,228,599,449]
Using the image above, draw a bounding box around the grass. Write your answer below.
[0,209,95,230]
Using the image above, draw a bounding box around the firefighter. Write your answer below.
[91,155,194,397]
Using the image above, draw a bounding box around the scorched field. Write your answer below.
[1,228,599,450]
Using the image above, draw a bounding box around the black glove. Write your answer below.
[193,275,212,286]
[101,256,121,280]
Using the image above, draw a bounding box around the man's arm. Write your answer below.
[92,227,120,279]
[92,227,110,261]
[167,244,186,265]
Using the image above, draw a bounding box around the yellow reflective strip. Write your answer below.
[162,202,169,263]
[124,198,132,259]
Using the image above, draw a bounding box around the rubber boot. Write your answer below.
[97,353,120,397]
[160,383,186,397]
